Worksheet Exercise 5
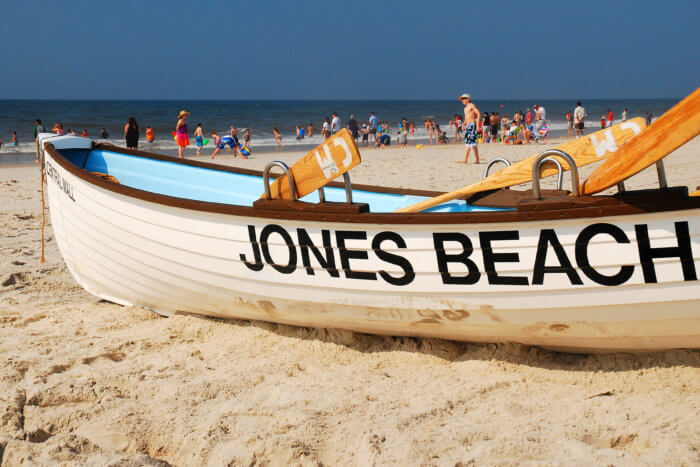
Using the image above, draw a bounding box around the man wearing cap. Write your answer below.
[458,93,481,164]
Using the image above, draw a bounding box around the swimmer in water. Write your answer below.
[10,131,19,146]
[145,126,155,143]
[194,123,204,156]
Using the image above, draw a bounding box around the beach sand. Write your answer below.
[1,137,698,464]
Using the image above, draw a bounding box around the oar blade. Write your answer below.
[265,129,361,200]
[580,88,700,195]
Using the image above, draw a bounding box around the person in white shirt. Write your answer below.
[574,102,587,138]
[534,104,547,131]
[331,113,341,133]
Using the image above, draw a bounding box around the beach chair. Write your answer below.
[533,123,548,143]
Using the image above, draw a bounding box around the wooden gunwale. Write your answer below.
[44,142,700,225]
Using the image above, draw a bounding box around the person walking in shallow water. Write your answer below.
[124,117,140,149]
[273,127,284,149]
[458,93,481,164]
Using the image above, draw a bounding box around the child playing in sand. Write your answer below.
[273,127,284,149]
[210,131,246,159]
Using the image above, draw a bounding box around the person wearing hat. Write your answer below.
[176,110,190,158]
[458,93,481,164]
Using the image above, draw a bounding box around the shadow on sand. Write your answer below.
[186,312,700,372]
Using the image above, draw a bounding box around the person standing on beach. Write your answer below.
[307,123,313,139]
[481,113,490,143]
[574,102,586,138]
[273,127,284,149]
[124,117,140,149]
[368,112,378,145]
[621,108,628,122]
[322,118,331,141]
[331,113,341,133]
[229,126,240,157]
[607,109,614,127]
[458,93,481,164]
[534,104,546,131]
[176,110,190,158]
[566,110,574,137]
[243,128,251,147]
[33,119,45,140]
[194,123,204,156]
[33,119,45,162]
[348,115,360,141]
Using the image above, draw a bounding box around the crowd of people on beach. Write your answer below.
[24,100,652,162]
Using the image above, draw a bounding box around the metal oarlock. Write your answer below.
[531,149,580,199]
[343,173,353,203]
[317,173,353,204]
[540,157,564,190]
[263,161,297,201]
[483,158,512,179]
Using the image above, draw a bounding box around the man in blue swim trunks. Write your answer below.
[210,131,247,159]
[458,93,481,164]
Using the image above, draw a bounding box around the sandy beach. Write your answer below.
[1,138,699,464]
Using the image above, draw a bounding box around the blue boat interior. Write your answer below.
[58,148,509,213]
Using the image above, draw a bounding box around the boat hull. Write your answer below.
[43,149,700,352]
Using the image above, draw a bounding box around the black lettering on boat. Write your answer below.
[335,230,377,281]
[297,228,339,277]
[433,233,480,285]
[372,231,415,286]
[576,223,634,286]
[479,231,528,286]
[260,225,297,274]
[532,229,582,285]
[240,225,264,271]
[635,221,697,283]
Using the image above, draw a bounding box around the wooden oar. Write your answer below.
[580,88,700,195]
[264,129,361,200]
[395,118,646,213]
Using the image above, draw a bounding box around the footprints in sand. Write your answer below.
[82,352,125,367]
[2,272,25,287]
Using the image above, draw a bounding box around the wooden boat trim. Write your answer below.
[45,142,700,225]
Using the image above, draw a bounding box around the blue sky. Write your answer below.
[1,0,698,99]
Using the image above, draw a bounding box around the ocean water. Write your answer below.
[0,99,675,163]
